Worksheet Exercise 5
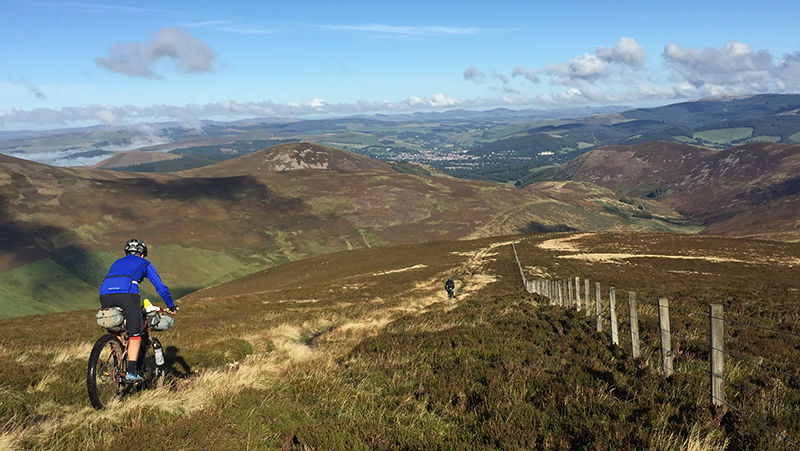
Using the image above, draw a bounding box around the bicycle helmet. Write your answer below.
[124,239,148,257]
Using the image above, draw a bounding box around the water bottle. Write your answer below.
[154,345,164,366]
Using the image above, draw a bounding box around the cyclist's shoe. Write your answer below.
[124,372,144,384]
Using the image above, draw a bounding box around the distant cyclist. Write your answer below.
[445,277,455,299]
[99,239,176,383]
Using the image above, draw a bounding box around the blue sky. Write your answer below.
[2,0,800,130]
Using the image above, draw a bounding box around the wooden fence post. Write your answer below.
[575,277,581,311]
[609,287,618,346]
[585,279,591,318]
[658,298,673,376]
[554,279,561,305]
[560,280,565,307]
[568,278,574,309]
[710,304,725,409]
[595,282,603,332]
[555,280,560,306]
[628,292,640,359]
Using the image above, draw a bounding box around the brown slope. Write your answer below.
[568,141,716,197]
[184,142,393,177]
[92,150,182,169]
[0,145,632,274]
[564,141,800,239]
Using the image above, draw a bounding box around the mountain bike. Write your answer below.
[87,306,174,410]
[446,286,455,299]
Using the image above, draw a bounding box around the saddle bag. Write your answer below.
[96,307,126,332]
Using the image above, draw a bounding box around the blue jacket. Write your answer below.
[99,254,174,308]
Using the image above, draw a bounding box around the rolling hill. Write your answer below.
[544,141,800,240]
[1,142,677,319]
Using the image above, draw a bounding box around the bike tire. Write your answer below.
[140,336,165,389]
[87,334,125,410]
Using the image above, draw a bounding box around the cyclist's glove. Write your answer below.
[166,306,178,314]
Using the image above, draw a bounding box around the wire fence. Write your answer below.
[512,242,800,448]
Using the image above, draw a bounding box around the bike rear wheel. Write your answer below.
[87,334,125,410]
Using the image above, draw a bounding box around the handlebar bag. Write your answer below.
[146,311,175,331]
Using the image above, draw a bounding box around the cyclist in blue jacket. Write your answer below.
[99,239,177,383]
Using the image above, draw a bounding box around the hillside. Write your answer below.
[92,150,182,169]
[542,141,800,240]
[1,232,799,449]
[184,142,394,175]
[0,143,679,319]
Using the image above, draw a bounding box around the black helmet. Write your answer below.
[124,239,148,257]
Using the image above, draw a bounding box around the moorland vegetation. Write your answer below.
[1,233,799,449]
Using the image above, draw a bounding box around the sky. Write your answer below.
[2,0,800,131]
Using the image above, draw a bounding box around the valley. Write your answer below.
[0,142,691,319]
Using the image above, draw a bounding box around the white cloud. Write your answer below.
[463,67,486,83]
[492,70,509,85]
[512,66,540,83]
[597,37,646,67]
[661,41,800,95]
[429,93,460,107]
[0,94,464,130]
[95,27,217,79]
[18,149,113,167]
[95,109,117,124]
[544,53,610,86]
[305,98,328,109]
[544,37,647,87]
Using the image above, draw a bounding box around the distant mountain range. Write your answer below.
[460,94,800,185]
[6,94,800,174]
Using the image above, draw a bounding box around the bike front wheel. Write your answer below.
[87,334,125,410]
[139,336,165,389]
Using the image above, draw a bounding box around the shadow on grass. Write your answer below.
[0,191,75,266]
[164,345,193,377]
[519,221,579,234]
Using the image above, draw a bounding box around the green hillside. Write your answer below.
[0,246,259,319]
